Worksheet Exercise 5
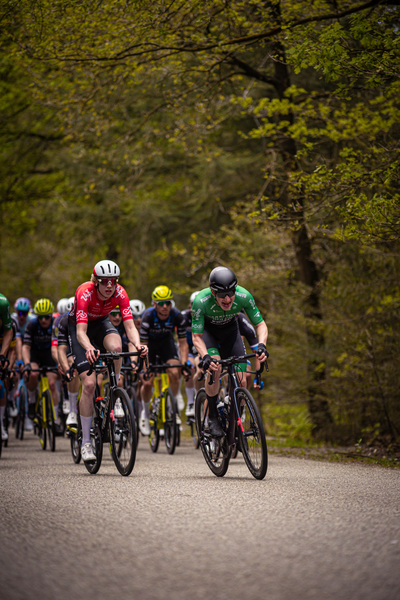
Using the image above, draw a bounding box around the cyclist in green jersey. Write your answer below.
[0,294,13,440]
[192,267,268,438]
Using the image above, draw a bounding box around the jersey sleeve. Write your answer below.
[22,320,34,346]
[191,297,205,335]
[175,310,187,339]
[0,296,12,332]
[241,289,264,327]
[75,285,90,324]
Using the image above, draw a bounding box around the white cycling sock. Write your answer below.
[142,401,150,419]
[69,392,79,413]
[185,387,195,406]
[81,416,92,446]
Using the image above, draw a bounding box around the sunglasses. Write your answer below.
[98,278,117,286]
[110,311,121,317]
[18,310,29,316]
[156,300,171,307]
[38,315,52,320]
[215,289,236,299]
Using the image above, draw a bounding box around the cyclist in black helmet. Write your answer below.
[192,266,268,438]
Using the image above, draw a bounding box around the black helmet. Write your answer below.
[209,267,237,293]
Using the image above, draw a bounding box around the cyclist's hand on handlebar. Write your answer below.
[138,345,148,358]
[181,361,192,379]
[85,346,99,364]
[200,354,218,373]
[64,367,75,382]
[256,343,269,362]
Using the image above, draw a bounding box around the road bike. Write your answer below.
[26,366,59,452]
[195,353,268,480]
[84,350,143,476]
[145,360,189,455]
[15,373,29,440]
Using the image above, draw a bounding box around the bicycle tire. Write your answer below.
[149,398,160,452]
[126,385,140,447]
[37,397,47,450]
[164,389,177,455]
[109,388,137,476]
[195,388,230,477]
[235,388,268,480]
[84,420,103,475]
[69,413,82,464]
[45,390,56,452]
[16,386,26,440]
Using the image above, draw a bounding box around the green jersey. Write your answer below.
[0,293,12,336]
[191,286,263,334]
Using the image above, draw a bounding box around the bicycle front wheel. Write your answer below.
[149,399,160,452]
[37,397,46,450]
[109,388,137,476]
[15,386,26,440]
[195,389,230,477]
[235,388,268,480]
[126,385,140,447]
[84,419,103,475]
[164,389,177,455]
[69,413,82,464]
[45,390,56,452]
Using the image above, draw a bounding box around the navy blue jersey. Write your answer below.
[52,313,69,347]
[140,307,186,343]
[23,317,54,351]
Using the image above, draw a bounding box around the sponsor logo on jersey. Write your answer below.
[200,294,212,303]
[115,286,124,299]
[76,310,87,321]
[122,307,131,318]
[81,289,94,302]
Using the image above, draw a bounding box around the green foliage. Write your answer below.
[1,0,400,446]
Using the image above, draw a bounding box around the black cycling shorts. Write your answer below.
[30,348,57,369]
[148,334,180,365]
[202,320,247,372]
[68,318,119,374]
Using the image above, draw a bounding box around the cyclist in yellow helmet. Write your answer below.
[22,298,62,430]
[138,285,189,436]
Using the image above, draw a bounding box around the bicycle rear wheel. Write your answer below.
[195,389,230,477]
[45,390,56,452]
[109,388,137,476]
[164,389,177,455]
[84,419,103,475]
[15,386,26,440]
[235,388,268,480]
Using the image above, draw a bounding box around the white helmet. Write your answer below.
[130,299,146,317]
[65,297,75,312]
[190,291,200,305]
[93,260,120,278]
[57,298,69,314]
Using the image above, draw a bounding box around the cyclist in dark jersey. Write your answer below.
[180,291,200,417]
[139,285,189,435]
[22,298,62,429]
[192,266,268,437]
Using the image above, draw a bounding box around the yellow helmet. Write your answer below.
[34,298,55,315]
[151,285,173,302]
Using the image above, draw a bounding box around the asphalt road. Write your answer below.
[1,430,400,600]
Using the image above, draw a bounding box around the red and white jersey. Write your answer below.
[69,282,133,324]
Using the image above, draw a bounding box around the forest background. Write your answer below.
[1,0,400,450]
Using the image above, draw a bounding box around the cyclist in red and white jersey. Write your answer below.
[68,260,147,463]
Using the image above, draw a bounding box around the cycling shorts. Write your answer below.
[30,347,57,369]
[148,334,180,365]
[68,317,119,374]
[202,320,247,373]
